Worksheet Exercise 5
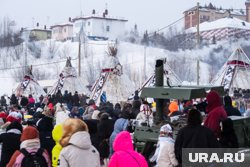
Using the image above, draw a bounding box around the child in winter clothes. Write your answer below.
[7,126,51,167]
[150,124,178,167]
[109,131,148,167]
[52,124,63,167]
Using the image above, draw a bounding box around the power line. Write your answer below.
[148,16,185,37]
[0,58,78,71]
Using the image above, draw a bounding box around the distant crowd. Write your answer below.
[0,89,248,167]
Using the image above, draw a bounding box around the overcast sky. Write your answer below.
[0,0,247,32]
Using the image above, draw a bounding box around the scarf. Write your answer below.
[20,138,41,150]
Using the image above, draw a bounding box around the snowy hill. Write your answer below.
[0,39,250,96]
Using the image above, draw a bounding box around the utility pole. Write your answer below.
[196,2,200,48]
[144,45,147,81]
[78,35,81,77]
[196,2,200,85]
[197,60,200,85]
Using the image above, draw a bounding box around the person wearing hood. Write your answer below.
[97,113,115,164]
[219,118,239,148]
[37,116,55,159]
[7,126,51,167]
[150,124,178,167]
[52,124,63,167]
[223,96,241,116]
[109,109,130,156]
[108,131,148,167]
[204,91,227,138]
[136,104,153,126]
[55,103,70,125]
[168,101,181,117]
[59,118,100,167]
[0,121,23,167]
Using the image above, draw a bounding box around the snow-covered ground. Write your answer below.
[0,39,250,96]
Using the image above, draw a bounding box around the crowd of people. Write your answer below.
[0,89,246,167]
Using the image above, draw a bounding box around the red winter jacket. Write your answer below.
[204,91,227,138]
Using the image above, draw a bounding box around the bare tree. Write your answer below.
[48,40,59,58]
[13,45,23,60]
[59,45,70,59]
[32,68,47,80]
[27,42,41,59]
[12,68,26,82]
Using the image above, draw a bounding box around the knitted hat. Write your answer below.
[20,126,39,142]
[160,124,172,134]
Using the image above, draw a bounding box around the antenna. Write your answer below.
[80,0,83,16]
[105,3,108,10]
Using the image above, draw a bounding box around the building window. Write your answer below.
[64,28,66,32]
[88,22,90,26]
[106,25,110,32]
[59,28,62,33]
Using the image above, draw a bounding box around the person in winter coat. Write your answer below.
[109,131,148,167]
[7,126,51,167]
[151,124,178,167]
[69,106,81,119]
[6,106,22,123]
[0,95,7,109]
[20,96,29,108]
[0,121,23,167]
[97,113,115,162]
[109,110,130,156]
[52,124,63,167]
[37,116,55,159]
[113,103,122,120]
[175,109,219,165]
[55,103,70,125]
[223,96,241,116]
[131,100,141,119]
[59,118,100,167]
[10,94,18,106]
[136,104,153,126]
[204,91,227,138]
[28,94,35,106]
[219,118,239,148]
[82,99,97,120]
[168,101,181,117]
[72,91,80,106]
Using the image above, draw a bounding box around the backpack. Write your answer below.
[20,148,48,167]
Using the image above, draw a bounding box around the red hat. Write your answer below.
[21,126,39,142]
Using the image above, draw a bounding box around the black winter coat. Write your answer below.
[224,96,241,116]
[97,118,115,158]
[0,133,21,167]
[224,106,241,116]
[174,125,219,164]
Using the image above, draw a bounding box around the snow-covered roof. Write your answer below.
[184,6,245,16]
[187,17,250,33]
[50,22,73,29]
[72,14,128,22]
